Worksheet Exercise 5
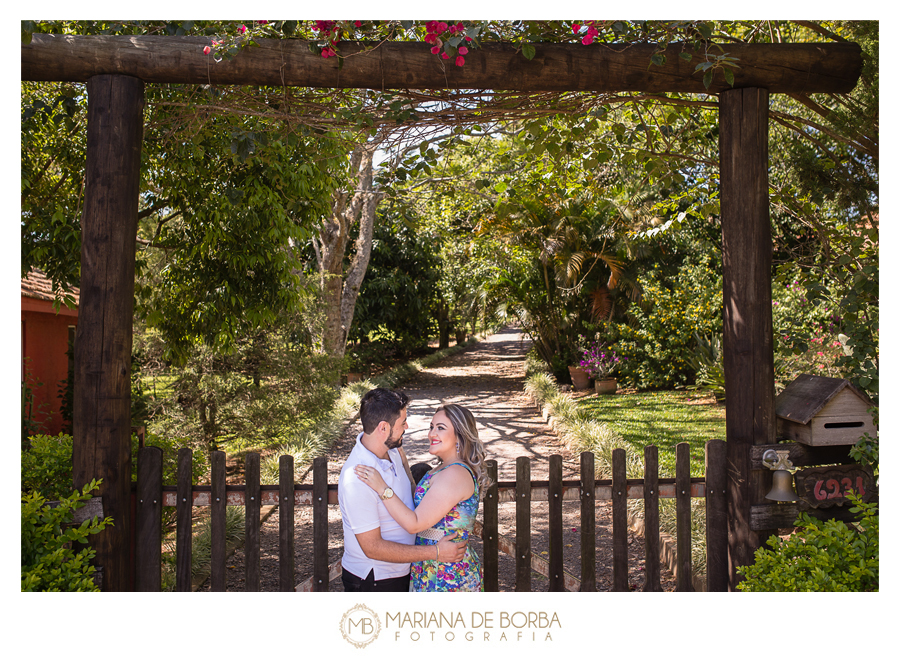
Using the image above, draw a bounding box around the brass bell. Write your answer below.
[762,449,800,502]
[765,469,800,502]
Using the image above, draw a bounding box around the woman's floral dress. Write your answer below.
[410,462,483,591]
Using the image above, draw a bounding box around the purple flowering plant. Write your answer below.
[579,342,624,380]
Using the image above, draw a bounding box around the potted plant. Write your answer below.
[579,342,624,394]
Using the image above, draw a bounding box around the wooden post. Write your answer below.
[642,445,662,592]
[312,456,328,592]
[705,439,729,592]
[210,450,226,591]
[611,448,628,591]
[71,74,144,592]
[675,442,694,592]
[135,446,162,592]
[579,451,596,591]
[483,460,499,592]
[719,86,777,590]
[515,456,531,592]
[279,455,295,592]
[245,452,261,591]
[175,448,193,592]
[548,455,564,591]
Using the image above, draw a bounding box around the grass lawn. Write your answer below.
[577,389,726,477]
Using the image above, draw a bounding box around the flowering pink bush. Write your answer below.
[579,342,624,379]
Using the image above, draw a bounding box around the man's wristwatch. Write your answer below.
[380,487,394,500]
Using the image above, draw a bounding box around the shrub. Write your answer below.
[21,479,113,592]
[736,493,878,592]
[610,252,722,389]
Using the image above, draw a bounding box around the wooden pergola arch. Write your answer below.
[22,34,863,592]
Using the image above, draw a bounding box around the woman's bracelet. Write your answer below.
[436,543,440,561]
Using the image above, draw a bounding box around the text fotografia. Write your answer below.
[387,611,561,642]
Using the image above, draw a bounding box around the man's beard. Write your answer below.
[384,435,403,450]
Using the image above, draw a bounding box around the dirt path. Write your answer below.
[201,326,676,592]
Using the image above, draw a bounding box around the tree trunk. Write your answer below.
[314,140,383,360]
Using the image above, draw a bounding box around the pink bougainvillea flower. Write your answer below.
[425,33,437,44]
[239,24,247,34]
[442,52,450,59]
[426,21,438,32]
[256,20,268,24]
[458,46,468,55]
[465,36,472,41]
[203,45,212,54]
[431,45,441,54]
[354,20,362,27]
[455,55,465,66]
[437,22,448,32]
[582,34,594,45]
[456,22,464,31]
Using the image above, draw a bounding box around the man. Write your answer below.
[338,387,467,591]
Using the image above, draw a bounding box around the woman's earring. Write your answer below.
[456,441,461,454]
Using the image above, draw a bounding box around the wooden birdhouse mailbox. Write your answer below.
[775,374,876,446]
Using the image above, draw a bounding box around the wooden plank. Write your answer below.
[159,478,706,506]
[642,445,662,592]
[279,455,295,592]
[750,442,853,469]
[210,450,227,592]
[296,558,343,592]
[750,501,872,531]
[312,456,328,592]
[611,449,628,591]
[244,452,260,592]
[71,73,144,592]
[175,448,193,592]
[719,86,776,590]
[483,460,499,592]
[135,446,162,592]
[548,455,564,591]
[675,442,694,592]
[580,452,596,591]
[23,35,863,94]
[705,439,729,592]
[515,456,531,592]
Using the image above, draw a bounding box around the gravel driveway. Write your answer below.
[199,326,676,592]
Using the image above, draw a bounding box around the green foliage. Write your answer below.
[21,434,74,500]
[350,212,441,354]
[736,494,878,592]
[21,479,113,592]
[610,251,722,389]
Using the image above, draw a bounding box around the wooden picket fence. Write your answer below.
[133,440,728,592]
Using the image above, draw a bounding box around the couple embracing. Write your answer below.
[338,388,490,592]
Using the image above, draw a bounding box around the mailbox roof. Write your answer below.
[775,373,873,424]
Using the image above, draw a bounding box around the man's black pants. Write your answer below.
[341,567,410,592]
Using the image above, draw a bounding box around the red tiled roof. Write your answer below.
[21,268,80,305]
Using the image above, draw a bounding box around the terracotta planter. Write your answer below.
[595,378,617,395]
[568,365,591,390]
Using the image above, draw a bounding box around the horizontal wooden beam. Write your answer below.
[22,35,862,94]
[750,499,873,531]
[158,478,707,506]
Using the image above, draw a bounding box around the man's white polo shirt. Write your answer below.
[339,433,416,580]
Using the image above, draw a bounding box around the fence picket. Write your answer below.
[580,451,596,591]
[705,439,728,592]
[675,442,694,592]
[136,446,162,591]
[175,448,193,592]
[515,456,531,592]
[549,455,564,591]
[245,452,261,591]
[612,448,628,591]
[642,445,662,592]
[312,456,328,591]
[279,455,295,592]
[210,450,227,591]
[483,460,499,592]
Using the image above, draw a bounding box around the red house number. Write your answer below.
[813,476,866,501]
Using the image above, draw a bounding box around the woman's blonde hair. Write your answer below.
[436,403,492,497]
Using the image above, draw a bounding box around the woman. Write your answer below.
[354,403,490,591]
